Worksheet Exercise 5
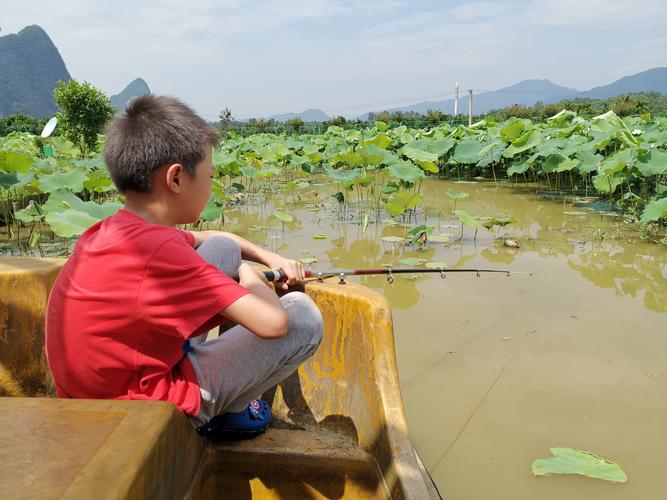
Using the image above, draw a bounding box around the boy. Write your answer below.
[45,94,323,437]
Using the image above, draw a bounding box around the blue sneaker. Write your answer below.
[197,399,272,440]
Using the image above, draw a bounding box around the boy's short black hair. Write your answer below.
[104,94,219,193]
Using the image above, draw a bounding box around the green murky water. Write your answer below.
[223,178,666,500]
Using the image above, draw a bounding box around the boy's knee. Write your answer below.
[197,236,241,272]
[282,292,323,350]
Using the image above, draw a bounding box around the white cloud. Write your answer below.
[0,0,665,118]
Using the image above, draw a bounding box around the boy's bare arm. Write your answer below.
[220,263,288,339]
[190,230,304,290]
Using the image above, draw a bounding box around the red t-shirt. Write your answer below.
[46,209,249,416]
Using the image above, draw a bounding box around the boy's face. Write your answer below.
[181,147,213,224]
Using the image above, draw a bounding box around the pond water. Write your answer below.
[222,178,666,500]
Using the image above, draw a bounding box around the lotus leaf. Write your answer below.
[425,262,448,269]
[636,150,667,177]
[640,197,667,223]
[0,151,33,173]
[273,209,294,223]
[45,209,100,237]
[454,209,481,228]
[447,189,469,201]
[199,200,224,222]
[502,130,542,158]
[398,257,425,266]
[532,447,627,483]
[384,192,422,217]
[387,160,425,184]
[453,139,484,164]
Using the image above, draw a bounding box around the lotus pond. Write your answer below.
[1,112,667,498]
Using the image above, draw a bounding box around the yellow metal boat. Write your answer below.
[0,258,440,499]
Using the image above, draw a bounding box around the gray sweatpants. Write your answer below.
[186,236,323,428]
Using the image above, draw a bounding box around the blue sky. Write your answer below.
[2,0,666,119]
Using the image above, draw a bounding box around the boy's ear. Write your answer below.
[165,163,185,193]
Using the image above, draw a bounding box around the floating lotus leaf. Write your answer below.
[298,256,318,265]
[532,447,627,483]
[313,233,328,240]
[273,209,294,223]
[398,257,426,266]
[425,261,448,269]
[381,236,408,243]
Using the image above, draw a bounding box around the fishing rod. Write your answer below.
[258,267,521,284]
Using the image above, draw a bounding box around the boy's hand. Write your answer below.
[265,256,305,290]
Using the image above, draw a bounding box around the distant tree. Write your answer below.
[217,107,234,138]
[500,104,533,120]
[329,115,346,126]
[375,111,391,123]
[255,118,270,132]
[538,103,567,119]
[286,117,304,132]
[611,96,637,117]
[0,113,48,136]
[426,108,446,124]
[218,107,234,137]
[54,79,115,155]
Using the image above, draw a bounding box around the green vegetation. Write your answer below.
[1,108,666,255]
[53,79,115,156]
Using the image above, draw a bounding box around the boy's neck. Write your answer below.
[123,192,177,227]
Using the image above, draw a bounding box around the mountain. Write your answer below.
[357,67,667,119]
[266,108,329,122]
[577,67,667,99]
[110,78,151,111]
[0,25,71,117]
[358,79,579,119]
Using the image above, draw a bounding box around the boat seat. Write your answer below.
[192,421,392,499]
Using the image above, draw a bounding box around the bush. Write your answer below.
[426,108,446,124]
[500,104,533,120]
[0,113,48,136]
[54,79,115,156]
[286,117,304,132]
[329,115,346,126]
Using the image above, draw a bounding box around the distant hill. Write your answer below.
[577,67,667,99]
[110,78,151,111]
[266,108,329,122]
[357,67,667,119]
[358,79,579,119]
[0,25,71,117]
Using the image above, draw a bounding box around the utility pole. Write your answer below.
[454,83,459,117]
[467,89,473,126]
